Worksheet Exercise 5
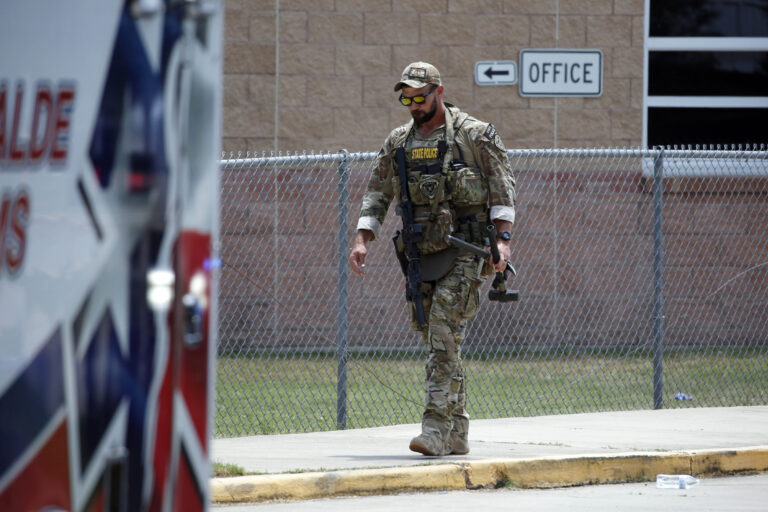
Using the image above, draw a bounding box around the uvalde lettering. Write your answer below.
[0,81,75,166]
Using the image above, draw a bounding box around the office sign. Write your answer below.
[474,60,517,86]
[519,49,603,97]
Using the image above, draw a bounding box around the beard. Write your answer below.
[411,102,437,126]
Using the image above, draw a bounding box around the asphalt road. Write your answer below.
[212,473,768,511]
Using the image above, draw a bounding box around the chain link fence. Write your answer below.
[216,148,768,437]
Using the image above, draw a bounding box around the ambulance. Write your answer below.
[0,1,221,510]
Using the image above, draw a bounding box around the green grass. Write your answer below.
[214,348,768,438]
[212,462,245,477]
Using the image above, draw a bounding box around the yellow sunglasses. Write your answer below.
[398,86,437,106]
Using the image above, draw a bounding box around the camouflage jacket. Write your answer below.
[357,103,516,241]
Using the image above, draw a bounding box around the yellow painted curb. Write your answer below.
[211,446,768,503]
[692,446,768,475]
[465,453,692,488]
[466,447,768,489]
[211,463,465,503]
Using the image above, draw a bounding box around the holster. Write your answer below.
[392,231,408,276]
[420,248,460,281]
[393,231,459,282]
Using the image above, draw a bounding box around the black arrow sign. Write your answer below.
[484,67,510,79]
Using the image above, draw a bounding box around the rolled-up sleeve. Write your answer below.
[490,205,515,223]
[357,143,395,241]
[356,216,383,239]
[473,125,517,224]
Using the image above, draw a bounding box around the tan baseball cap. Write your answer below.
[394,62,441,91]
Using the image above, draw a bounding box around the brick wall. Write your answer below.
[218,153,768,352]
[222,0,645,154]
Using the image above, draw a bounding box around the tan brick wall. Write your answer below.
[219,161,768,350]
[223,1,645,153]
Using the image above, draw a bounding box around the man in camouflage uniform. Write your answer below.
[349,62,516,456]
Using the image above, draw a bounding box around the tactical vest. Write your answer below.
[392,108,490,256]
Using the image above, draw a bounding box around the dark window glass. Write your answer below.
[651,0,768,37]
[649,51,768,96]
[647,107,768,147]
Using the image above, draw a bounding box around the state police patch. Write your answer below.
[483,123,504,148]
[483,123,497,141]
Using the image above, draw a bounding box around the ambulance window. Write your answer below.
[649,51,768,96]
[647,107,768,148]
[650,0,768,37]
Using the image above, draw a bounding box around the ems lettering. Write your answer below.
[0,80,76,166]
[0,188,30,276]
[528,62,594,85]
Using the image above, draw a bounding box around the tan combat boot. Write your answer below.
[449,432,469,455]
[409,432,445,456]
[449,414,469,455]
[409,418,450,456]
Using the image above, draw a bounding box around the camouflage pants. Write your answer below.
[411,254,485,447]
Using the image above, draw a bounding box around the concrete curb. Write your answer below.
[210,446,768,504]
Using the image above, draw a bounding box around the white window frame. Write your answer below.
[642,0,768,148]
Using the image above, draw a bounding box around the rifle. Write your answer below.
[393,147,427,324]
[445,225,519,302]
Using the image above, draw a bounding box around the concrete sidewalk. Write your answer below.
[210,406,768,504]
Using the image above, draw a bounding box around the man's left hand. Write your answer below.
[493,241,511,273]
[491,219,513,273]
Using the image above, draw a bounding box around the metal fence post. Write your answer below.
[336,149,350,429]
[215,148,768,438]
[652,149,665,410]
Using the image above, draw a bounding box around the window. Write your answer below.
[644,0,768,148]
[650,0,768,37]
[647,107,768,147]
[649,51,768,96]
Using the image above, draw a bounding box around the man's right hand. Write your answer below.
[349,229,373,276]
